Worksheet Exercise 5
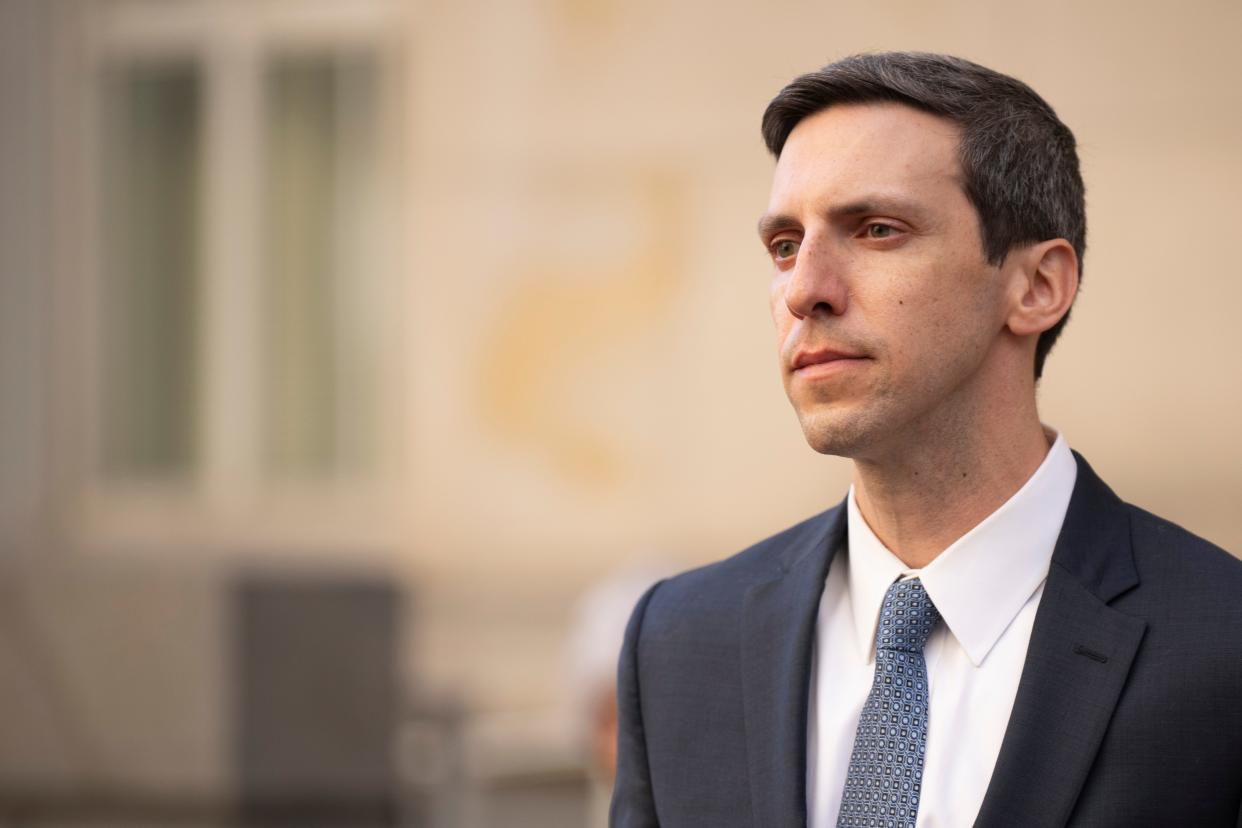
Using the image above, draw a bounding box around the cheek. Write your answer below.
[885,268,1000,373]
[769,279,794,338]
[768,272,786,314]
[870,273,969,346]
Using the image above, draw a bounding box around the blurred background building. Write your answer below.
[0,0,1239,826]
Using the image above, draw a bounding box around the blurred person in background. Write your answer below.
[611,52,1242,827]
[568,567,668,827]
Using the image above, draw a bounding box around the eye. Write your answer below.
[771,238,800,261]
[865,223,897,239]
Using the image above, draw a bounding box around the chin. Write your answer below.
[796,410,871,458]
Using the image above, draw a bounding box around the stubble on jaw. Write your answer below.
[786,376,893,459]
[787,329,1001,469]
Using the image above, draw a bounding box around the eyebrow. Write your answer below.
[756,213,801,240]
[756,195,932,240]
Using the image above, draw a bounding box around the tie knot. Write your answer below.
[875,577,940,654]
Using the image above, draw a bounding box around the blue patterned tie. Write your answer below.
[837,577,941,828]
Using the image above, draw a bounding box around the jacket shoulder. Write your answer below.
[639,506,840,637]
[1124,502,1242,596]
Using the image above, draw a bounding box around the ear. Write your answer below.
[1004,239,1079,338]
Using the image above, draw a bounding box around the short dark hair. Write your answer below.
[761,52,1085,380]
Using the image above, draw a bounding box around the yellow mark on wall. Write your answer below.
[475,172,685,491]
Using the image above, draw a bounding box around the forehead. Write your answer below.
[768,103,964,213]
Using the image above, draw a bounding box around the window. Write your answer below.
[98,59,203,480]
[262,51,385,479]
[79,0,407,546]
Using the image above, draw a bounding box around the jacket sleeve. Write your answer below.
[609,581,663,828]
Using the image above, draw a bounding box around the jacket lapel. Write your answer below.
[741,505,845,828]
[974,453,1147,827]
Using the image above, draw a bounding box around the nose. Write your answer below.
[782,236,849,320]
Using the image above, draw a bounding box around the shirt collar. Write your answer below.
[846,429,1078,667]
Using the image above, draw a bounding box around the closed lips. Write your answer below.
[792,350,867,370]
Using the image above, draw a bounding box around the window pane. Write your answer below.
[262,52,382,479]
[99,62,202,480]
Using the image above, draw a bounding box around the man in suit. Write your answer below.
[610,52,1242,827]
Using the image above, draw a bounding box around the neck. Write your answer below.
[850,383,1052,570]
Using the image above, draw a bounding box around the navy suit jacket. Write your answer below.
[611,453,1242,827]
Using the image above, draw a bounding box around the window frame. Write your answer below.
[62,0,410,558]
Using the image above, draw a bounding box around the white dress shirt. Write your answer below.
[806,431,1078,828]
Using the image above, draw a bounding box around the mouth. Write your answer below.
[790,348,870,380]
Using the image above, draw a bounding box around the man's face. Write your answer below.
[760,103,1012,459]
